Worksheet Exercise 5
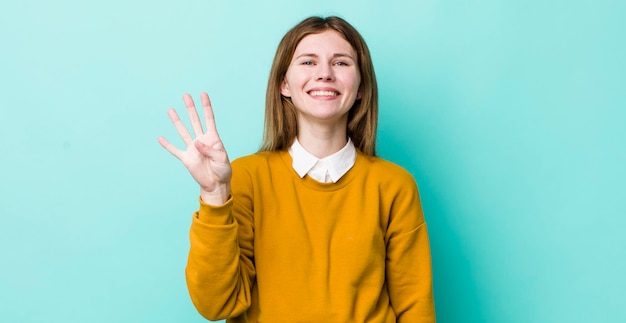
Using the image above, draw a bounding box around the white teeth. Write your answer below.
[309,90,338,97]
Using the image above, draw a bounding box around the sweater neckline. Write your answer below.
[277,150,367,192]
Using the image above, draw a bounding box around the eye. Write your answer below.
[301,61,314,65]
[334,61,349,66]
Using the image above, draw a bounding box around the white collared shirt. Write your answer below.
[288,138,357,183]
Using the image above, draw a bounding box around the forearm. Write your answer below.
[185,198,255,320]
[388,223,436,322]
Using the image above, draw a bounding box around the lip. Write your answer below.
[307,87,341,99]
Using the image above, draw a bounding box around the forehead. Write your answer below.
[293,30,356,57]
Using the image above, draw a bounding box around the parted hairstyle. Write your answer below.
[260,16,378,156]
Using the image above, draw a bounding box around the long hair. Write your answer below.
[260,16,378,156]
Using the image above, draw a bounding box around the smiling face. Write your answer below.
[280,30,362,127]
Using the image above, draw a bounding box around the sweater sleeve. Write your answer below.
[185,161,256,321]
[385,173,436,322]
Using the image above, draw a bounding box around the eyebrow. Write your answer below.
[295,53,356,61]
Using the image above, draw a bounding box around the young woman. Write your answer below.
[159,16,435,322]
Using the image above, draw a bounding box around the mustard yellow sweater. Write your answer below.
[186,150,435,322]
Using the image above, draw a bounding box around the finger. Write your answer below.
[195,140,229,162]
[200,92,220,138]
[158,136,183,160]
[194,140,212,157]
[167,108,194,146]
[183,93,204,137]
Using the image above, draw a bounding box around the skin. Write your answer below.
[158,93,231,205]
[159,30,362,205]
[281,30,362,158]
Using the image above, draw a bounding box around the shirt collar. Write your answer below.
[288,137,357,183]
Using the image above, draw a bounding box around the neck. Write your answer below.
[296,120,348,158]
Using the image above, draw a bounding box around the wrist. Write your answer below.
[200,184,231,206]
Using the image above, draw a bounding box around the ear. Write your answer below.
[280,80,291,97]
[356,88,362,100]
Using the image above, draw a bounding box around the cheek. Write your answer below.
[281,70,302,97]
[351,75,362,99]
[351,75,362,93]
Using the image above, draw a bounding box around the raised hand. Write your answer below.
[158,92,232,205]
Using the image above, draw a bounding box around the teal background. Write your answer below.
[1,0,624,322]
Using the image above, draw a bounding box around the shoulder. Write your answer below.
[231,151,290,179]
[230,151,294,193]
[358,153,417,187]
[358,154,426,229]
[232,151,276,163]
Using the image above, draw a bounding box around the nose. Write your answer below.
[316,63,335,81]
